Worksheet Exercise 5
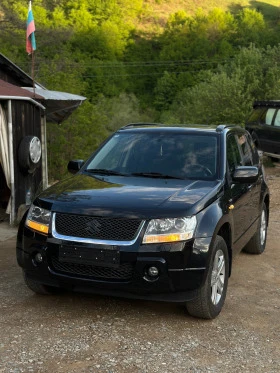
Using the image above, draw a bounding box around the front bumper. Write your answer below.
[17,226,212,303]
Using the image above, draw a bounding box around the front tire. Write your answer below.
[243,203,268,255]
[186,235,229,319]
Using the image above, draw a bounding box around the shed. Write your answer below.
[0,53,86,224]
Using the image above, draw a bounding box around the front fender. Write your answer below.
[16,209,29,250]
[195,199,232,240]
[194,199,233,274]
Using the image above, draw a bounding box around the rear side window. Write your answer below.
[247,108,263,123]
[274,110,280,127]
[260,108,276,125]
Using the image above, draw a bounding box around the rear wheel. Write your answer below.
[243,203,267,254]
[268,156,279,163]
[186,235,229,319]
[23,272,59,295]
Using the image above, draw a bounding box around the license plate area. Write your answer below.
[59,244,120,267]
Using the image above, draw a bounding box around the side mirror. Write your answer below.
[232,166,259,184]
[67,160,84,174]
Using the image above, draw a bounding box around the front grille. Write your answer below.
[51,257,133,281]
[55,213,143,241]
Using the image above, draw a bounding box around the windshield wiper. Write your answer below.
[85,168,127,176]
[86,169,185,179]
[130,172,185,180]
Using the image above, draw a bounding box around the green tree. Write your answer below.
[165,45,280,125]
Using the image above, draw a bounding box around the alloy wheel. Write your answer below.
[211,249,225,305]
[260,208,267,246]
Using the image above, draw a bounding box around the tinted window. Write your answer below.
[227,135,242,173]
[246,134,259,165]
[274,110,280,127]
[260,108,276,125]
[227,134,255,173]
[86,132,218,179]
[247,108,263,123]
[237,134,253,166]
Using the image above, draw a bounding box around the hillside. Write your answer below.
[1,0,280,180]
[138,0,280,33]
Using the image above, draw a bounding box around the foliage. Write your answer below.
[46,93,153,180]
[1,0,280,178]
[162,45,280,125]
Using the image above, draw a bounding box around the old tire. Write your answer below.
[243,203,268,255]
[23,272,58,295]
[186,235,229,319]
[18,136,41,173]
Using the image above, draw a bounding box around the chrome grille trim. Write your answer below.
[51,213,145,246]
[168,267,206,272]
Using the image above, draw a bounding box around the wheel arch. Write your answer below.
[216,223,232,277]
[196,202,233,277]
[263,193,270,225]
[251,130,260,148]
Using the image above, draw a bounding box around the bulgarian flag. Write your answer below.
[26,1,36,54]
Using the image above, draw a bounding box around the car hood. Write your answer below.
[37,173,223,219]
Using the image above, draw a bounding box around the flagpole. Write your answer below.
[32,50,35,97]
[26,0,36,97]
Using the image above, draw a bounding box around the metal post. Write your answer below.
[7,100,15,224]
[41,114,48,189]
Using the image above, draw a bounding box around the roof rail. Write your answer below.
[120,123,163,130]
[216,124,240,132]
[253,100,280,108]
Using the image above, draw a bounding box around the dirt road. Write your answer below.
[0,166,279,373]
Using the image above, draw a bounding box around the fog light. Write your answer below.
[148,266,159,277]
[35,253,43,263]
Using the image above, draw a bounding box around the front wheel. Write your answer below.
[243,203,268,254]
[186,235,229,319]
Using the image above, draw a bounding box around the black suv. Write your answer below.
[16,124,269,319]
[246,100,280,160]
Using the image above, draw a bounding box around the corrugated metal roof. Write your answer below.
[0,79,44,99]
[23,87,86,101]
[0,80,86,123]
[0,52,87,124]
[23,87,86,124]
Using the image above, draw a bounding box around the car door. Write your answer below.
[268,109,280,154]
[226,134,255,247]
[238,133,262,226]
[257,108,277,152]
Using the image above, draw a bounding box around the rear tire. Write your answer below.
[23,272,59,295]
[185,235,229,319]
[268,156,279,163]
[243,203,267,255]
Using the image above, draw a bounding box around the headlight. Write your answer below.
[143,216,197,244]
[25,204,51,235]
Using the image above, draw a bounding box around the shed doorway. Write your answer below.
[0,163,10,222]
[0,104,10,222]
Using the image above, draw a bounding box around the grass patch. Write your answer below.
[262,156,276,167]
[139,0,280,33]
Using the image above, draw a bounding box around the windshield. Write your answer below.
[86,132,218,180]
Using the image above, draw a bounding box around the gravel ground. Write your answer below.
[0,166,279,373]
